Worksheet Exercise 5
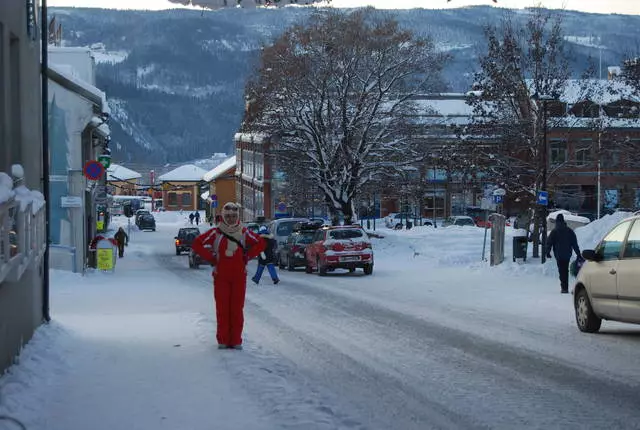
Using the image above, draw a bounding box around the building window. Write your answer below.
[549,139,568,165]
[602,149,621,169]
[181,192,191,206]
[168,192,178,206]
[575,139,592,167]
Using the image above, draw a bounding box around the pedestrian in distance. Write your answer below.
[191,202,265,350]
[546,213,582,294]
[194,211,201,225]
[114,227,129,258]
[189,212,195,224]
[252,226,280,285]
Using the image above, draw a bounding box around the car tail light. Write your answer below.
[291,245,301,253]
[332,243,345,252]
[175,239,180,245]
[363,242,372,249]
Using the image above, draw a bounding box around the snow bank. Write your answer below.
[0,167,45,211]
[547,209,590,225]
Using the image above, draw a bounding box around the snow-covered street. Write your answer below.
[2,212,640,430]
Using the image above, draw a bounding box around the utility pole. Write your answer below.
[541,99,549,265]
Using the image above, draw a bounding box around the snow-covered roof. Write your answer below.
[234,132,269,144]
[48,63,110,115]
[107,164,141,182]
[608,66,622,75]
[412,97,473,118]
[530,79,640,105]
[203,156,236,182]
[158,164,208,182]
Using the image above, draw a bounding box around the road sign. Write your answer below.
[61,196,82,208]
[537,191,549,206]
[84,160,105,181]
[211,194,218,201]
[492,188,506,196]
[276,202,287,213]
[493,195,503,204]
[211,200,218,208]
[480,197,496,211]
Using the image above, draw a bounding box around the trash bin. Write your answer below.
[513,235,528,262]
[406,221,413,230]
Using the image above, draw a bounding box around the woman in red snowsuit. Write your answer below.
[191,202,264,350]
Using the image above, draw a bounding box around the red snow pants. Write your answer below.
[213,273,247,346]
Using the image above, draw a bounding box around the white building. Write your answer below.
[47,47,111,273]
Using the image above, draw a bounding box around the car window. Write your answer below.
[296,232,315,244]
[457,218,475,226]
[328,229,364,240]
[598,221,632,260]
[622,220,640,259]
[276,222,296,237]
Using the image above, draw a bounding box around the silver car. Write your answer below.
[574,215,640,332]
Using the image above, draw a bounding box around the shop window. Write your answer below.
[181,192,192,206]
[168,192,178,206]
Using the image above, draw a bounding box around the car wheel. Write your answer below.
[287,256,295,271]
[364,264,373,275]
[575,288,602,333]
[176,248,181,256]
[348,268,355,273]
[317,258,327,276]
[305,254,312,274]
[188,256,193,268]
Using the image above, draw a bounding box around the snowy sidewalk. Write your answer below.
[0,241,272,430]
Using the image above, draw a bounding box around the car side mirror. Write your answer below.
[582,249,601,262]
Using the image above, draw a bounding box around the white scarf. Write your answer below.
[218,204,243,256]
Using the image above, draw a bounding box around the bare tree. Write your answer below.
[242,8,448,224]
[466,8,571,257]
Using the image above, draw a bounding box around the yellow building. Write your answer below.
[107,164,141,196]
[158,164,207,211]
[202,156,236,220]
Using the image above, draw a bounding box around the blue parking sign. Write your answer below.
[493,195,503,204]
[537,191,548,206]
[211,200,218,208]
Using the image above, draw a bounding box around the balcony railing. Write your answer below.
[0,172,46,284]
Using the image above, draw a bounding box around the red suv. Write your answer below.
[304,225,374,276]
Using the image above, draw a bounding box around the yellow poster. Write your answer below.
[97,248,114,271]
[97,220,105,231]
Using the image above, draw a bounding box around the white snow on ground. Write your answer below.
[0,210,636,429]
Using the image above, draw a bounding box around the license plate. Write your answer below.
[340,256,360,262]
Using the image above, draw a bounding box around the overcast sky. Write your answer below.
[47,0,640,15]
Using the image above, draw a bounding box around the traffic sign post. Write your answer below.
[84,160,105,181]
[537,191,549,206]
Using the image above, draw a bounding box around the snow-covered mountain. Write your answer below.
[51,6,640,166]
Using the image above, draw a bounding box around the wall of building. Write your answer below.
[162,182,198,211]
[48,79,95,272]
[49,47,96,85]
[0,0,45,373]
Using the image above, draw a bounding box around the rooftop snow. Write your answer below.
[107,164,142,182]
[48,63,110,115]
[203,156,236,182]
[158,164,208,182]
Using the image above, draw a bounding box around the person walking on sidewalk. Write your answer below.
[114,227,129,258]
[252,225,280,285]
[191,202,265,350]
[194,211,201,225]
[546,213,582,294]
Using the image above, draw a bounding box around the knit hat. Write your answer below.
[556,213,565,224]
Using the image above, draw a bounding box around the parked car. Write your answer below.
[268,217,310,262]
[278,222,321,271]
[135,210,151,227]
[137,214,156,231]
[175,227,201,255]
[384,213,433,229]
[188,248,204,269]
[573,214,640,333]
[305,225,373,275]
[442,216,477,227]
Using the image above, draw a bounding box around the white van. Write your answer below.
[268,217,310,263]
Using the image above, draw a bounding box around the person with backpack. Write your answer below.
[191,202,265,350]
[251,226,280,285]
[546,213,582,294]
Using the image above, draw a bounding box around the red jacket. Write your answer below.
[191,226,264,277]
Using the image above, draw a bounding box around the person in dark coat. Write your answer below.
[546,213,582,293]
[251,226,280,285]
[194,211,201,225]
[114,227,129,258]
[189,212,195,224]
